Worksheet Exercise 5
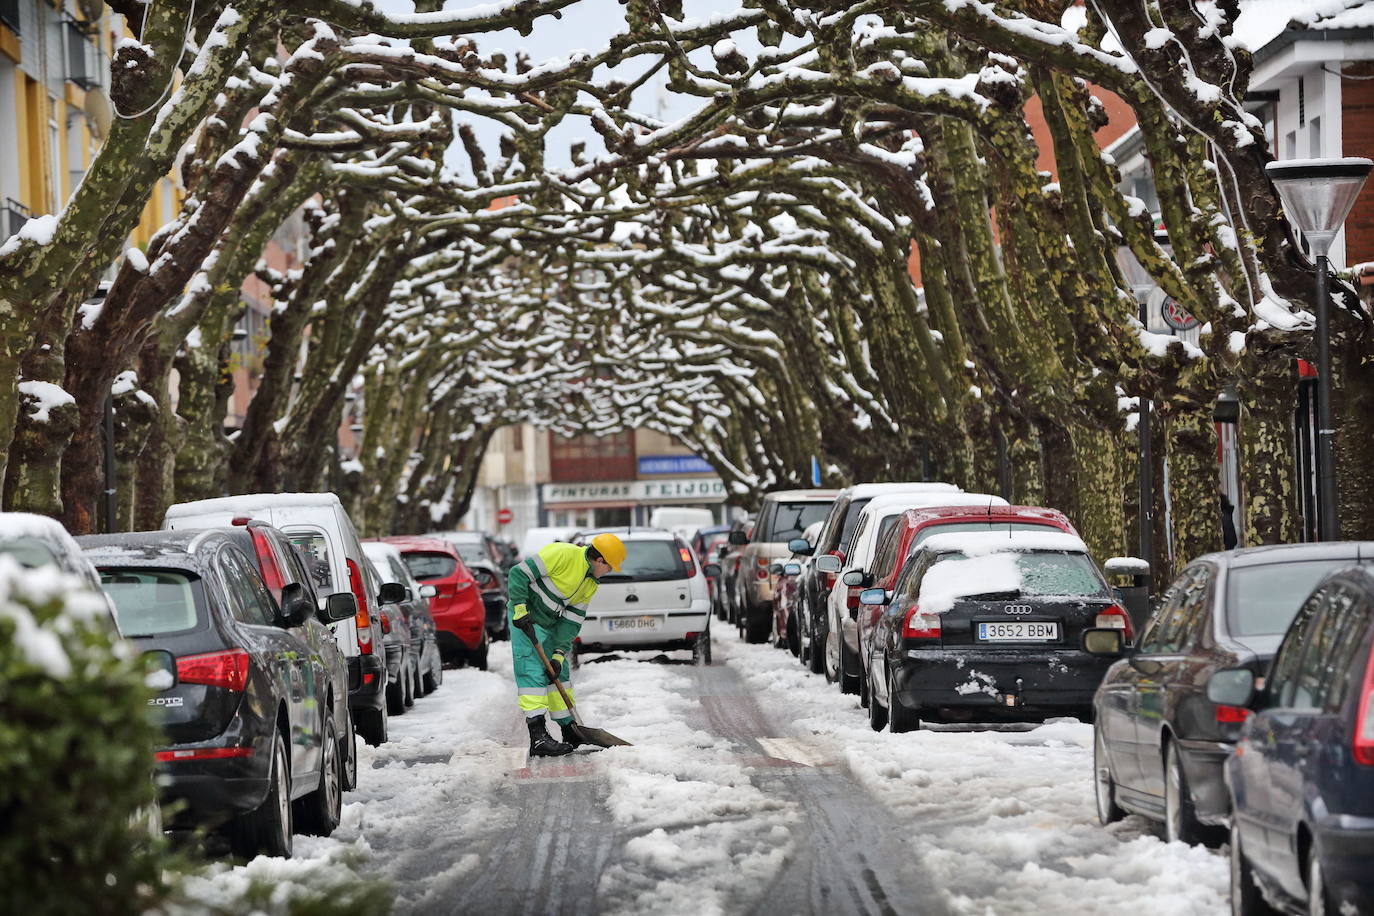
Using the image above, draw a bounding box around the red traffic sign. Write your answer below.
[496,508,514,525]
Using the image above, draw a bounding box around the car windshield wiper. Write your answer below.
[598,573,635,582]
[963,590,1023,601]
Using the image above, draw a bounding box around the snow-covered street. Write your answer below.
[183,628,1230,915]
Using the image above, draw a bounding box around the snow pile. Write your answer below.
[17,381,75,423]
[918,553,1022,613]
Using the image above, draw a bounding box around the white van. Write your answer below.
[648,507,716,543]
[164,493,391,745]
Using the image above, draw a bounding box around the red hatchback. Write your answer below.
[851,505,1084,691]
[384,536,488,669]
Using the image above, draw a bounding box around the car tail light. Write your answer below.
[155,746,254,762]
[231,516,252,526]
[455,580,472,590]
[1095,604,1134,642]
[249,530,286,603]
[177,649,250,692]
[685,632,698,641]
[1353,649,1374,765]
[380,613,392,635]
[1215,705,1250,724]
[680,547,696,577]
[846,587,861,610]
[347,559,373,655]
[902,605,941,640]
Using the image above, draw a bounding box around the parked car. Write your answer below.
[772,520,823,656]
[718,516,754,625]
[1208,563,1374,915]
[80,529,356,858]
[383,535,489,669]
[692,525,731,619]
[0,511,107,592]
[848,504,1079,704]
[729,490,838,644]
[820,493,1010,694]
[1091,542,1374,847]
[792,482,962,675]
[466,559,509,640]
[363,540,443,696]
[165,494,391,746]
[363,555,417,716]
[224,518,358,791]
[437,530,506,571]
[571,527,719,664]
[862,530,1119,732]
[519,526,578,559]
[649,506,717,543]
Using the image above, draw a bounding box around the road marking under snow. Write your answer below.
[756,737,834,767]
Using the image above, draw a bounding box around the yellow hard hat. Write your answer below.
[591,533,627,572]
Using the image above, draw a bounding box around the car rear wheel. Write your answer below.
[404,661,417,707]
[823,629,839,684]
[888,668,920,733]
[340,712,358,791]
[1164,741,1205,845]
[867,659,888,732]
[423,660,440,695]
[356,703,388,746]
[1230,820,1278,915]
[471,632,490,671]
[838,638,861,696]
[1093,725,1124,826]
[786,612,801,658]
[807,617,826,675]
[296,714,342,837]
[231,731,292,859]
[745,605,771,644]
[692,631,713,665]
[387,669,407,716]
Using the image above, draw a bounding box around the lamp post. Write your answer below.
[1265,157,1373,541]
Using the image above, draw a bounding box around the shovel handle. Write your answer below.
[531,640,583,727]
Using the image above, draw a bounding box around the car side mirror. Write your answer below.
[814,555,842,574]
[728,530,749,546]
[419,584,438,599]
[859,588,888,606]
[703,563,721,577]
[378,581,406,605]
[1206,668,1256,708]
[783,562,801,576]
[841,570,870,588]
[1081,627,1125,657]
[143,649,177,690]
[768,562,784,575]
[321,591,358,623]
[717,545,729,558]
[1104,557,1150,577]
[787,538,813,556]
[278,582,314,628]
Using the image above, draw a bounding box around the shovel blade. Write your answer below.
[574,724,632,747]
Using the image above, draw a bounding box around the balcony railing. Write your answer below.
[63,15,105,90]
[3,198,32,242]
[0,0,20,34]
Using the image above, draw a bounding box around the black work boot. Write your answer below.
[558,720,587,749]
[527,717,573,757]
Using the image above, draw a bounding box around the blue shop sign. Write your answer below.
[638,455,713,475]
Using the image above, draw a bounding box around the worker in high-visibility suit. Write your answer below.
[508,533,627,756]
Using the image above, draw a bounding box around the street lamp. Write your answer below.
[1265,157,1373,541]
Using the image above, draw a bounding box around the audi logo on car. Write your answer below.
[1003,605,1033,615]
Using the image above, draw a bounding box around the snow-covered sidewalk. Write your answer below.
[173,628,1228,915]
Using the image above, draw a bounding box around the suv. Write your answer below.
[792,482,961,674]
[163,493,391,746]
[730,490,838,644]
[81,529,356,858]
[572,527,719,664]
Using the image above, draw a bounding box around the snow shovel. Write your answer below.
[531,641,632,747]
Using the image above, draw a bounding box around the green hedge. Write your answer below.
[0,558,167,914]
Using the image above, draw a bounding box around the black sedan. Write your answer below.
[1213,564,1374,915]
[863,531,1121,732]
[1091,542,1374,846]
[80,529,356,858]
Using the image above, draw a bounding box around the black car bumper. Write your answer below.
[348,653,386,710]
[481,592,507,633]
[156,737,271,828]
[1175,737,1234,824]
[894,649,1110,718]
[1317,816,1374,912]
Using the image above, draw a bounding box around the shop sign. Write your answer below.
[543,478,726,504]
[637,455,714,475]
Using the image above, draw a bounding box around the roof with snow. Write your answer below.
[919,530,1090,556]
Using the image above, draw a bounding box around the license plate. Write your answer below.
[607,615,661,632]
[977,621,1059,642]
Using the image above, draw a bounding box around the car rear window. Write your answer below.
[921,550,1107,609]
[911,520,1061,546]
[100,569,201,636]
[1227,559,1367,637]
[599,540,688,583]
[287,532,335,593]
[403,551,458,581]
[765,502,832,542]
[453,544,487,567]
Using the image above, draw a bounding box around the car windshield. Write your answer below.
[911,520,1062,545]
[1227,559,1368,637]
[100,569,201,636]
[403,551,457,581]
[840,499,874,553]
[766,502,832,542]
[598,540,688,583]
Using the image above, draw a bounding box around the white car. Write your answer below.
[572,527,719,664]
[821,492,1010,694]
[163,492,392,746]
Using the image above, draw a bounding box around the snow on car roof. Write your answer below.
[0,512,80,544]
[362,541,401,560]
[848,481,961,498]
[858,492,1008,517]
[166,492,342,518]
[920,530,1089,557]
